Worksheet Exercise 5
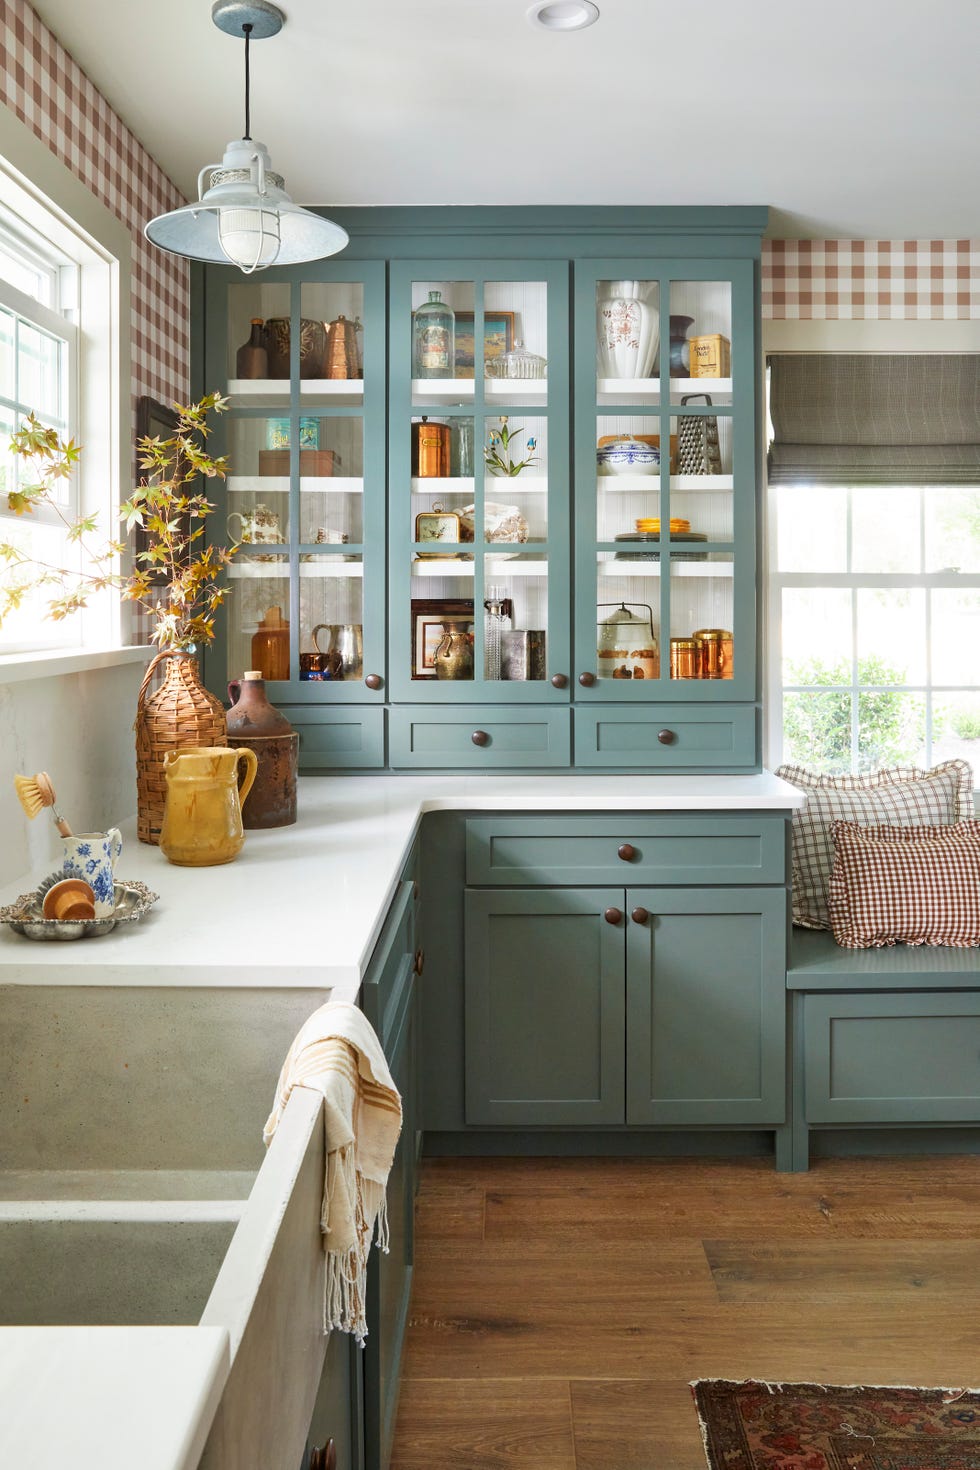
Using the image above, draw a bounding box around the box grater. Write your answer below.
[677,394,722,475]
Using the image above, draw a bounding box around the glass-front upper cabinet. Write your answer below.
[574,260,755,700]
[387,261,570,702]
[204,262,386,701]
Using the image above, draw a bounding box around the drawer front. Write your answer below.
[804,992,980,1124]
[466,814,787,887]
[574,704,757,769]
[281,705,385,770]
[389,706,570,769]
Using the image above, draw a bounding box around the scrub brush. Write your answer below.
[14,772,73,837]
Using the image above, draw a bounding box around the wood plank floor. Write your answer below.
[389,1154,980,1470]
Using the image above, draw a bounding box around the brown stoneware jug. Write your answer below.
[159,746,258,866]
[227,671,299,828]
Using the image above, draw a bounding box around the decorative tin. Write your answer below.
[689,333,731,378]
[501,629,547,681]
[412,417,452,477]
[266,417,320,450]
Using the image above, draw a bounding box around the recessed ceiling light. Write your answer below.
[527,0,600,31]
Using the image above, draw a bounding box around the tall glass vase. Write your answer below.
[596,280,659,379]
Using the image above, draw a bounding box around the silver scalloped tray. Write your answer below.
[0,879,160,941]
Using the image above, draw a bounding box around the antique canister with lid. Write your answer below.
[226,671,299,828]
[596,603,659,680]
[412,416,452,477]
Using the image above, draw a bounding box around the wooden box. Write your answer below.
[689,334,731,378]
[258,449,341,476]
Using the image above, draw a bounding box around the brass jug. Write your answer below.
[433,620,474,680]
[160,746,258,867]
[323,314,361,380]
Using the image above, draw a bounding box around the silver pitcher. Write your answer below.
[312,623,363,680]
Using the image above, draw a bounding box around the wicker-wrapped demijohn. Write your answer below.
[135,648,227,845]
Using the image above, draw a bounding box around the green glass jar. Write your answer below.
[413,290,455,378]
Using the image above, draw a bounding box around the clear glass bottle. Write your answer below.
[413,290,455,378]
[484,583,506,680]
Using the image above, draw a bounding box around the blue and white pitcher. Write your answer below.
[61,829,122,917]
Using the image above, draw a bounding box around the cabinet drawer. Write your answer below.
[574,705,757,769]
[359,879,416,1047]
[281,706,385,770]
[389,706,570,769]
[804,992,980,1124]
[466,815,786,887]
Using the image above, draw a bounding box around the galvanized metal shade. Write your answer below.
[145,185,349,269]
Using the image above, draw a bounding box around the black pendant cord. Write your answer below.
[242,22,252,141]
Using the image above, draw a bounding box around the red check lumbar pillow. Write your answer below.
[828,819,980,948]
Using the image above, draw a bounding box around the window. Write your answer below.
[0,210,79,652]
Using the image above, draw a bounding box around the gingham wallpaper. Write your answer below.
[762,239,980,320]
[0,0,190,409]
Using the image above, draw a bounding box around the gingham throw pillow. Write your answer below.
[829,819,980,949]
[776,760,974,930]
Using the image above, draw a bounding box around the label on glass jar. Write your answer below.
[419,326,451,372]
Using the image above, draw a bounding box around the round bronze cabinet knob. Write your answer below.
[617,843,637,862]
[657,728,676,745]
[364,673,383,691]
[471,730,490,747]
[631,906,650,925]
[578,671,597,687]
[550,672,569,689]
[604,906,623,925]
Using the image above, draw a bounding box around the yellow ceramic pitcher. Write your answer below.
[160,746,258,867]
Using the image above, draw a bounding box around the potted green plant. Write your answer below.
[1,392,239,844]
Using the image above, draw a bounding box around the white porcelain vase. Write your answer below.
[596,280,660,380]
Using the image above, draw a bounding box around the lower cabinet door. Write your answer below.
[304,1330,365,1470]
[625,887,786,1126]
[464,887,626,1126]
[364,970,416,1470]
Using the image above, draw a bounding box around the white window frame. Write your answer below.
[0,98,133,671]
[762,318,980,781]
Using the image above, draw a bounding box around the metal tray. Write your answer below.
[0,879,160,941]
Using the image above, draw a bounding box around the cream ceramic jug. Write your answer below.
[159,746,258,867]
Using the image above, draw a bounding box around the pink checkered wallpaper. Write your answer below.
[762,239,980,320]
[0,0,190,410]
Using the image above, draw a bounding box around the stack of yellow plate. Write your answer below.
[635,517,690,535]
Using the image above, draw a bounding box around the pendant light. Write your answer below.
[145,0,348,273]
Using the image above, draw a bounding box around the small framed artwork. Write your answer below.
[454,311,516,379]
[411,598,474,678]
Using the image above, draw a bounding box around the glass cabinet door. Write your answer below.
[388,260,570,702]
[574,259,755,701]
[205,261,386,701]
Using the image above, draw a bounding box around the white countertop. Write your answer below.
[0,1327,229,1470]
[0,772,801,990]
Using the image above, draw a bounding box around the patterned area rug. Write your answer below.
[692,1379,980,1470]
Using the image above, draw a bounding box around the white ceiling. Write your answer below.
[28,0,980,239]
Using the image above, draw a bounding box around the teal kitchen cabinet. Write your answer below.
[198,208,767,773]
[202,258,389,753]
[464,884,785,1130]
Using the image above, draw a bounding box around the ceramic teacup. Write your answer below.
[61,829,122,918]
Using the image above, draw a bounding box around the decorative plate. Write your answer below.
[0,879,160,941]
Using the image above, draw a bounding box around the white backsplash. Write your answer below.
[0,661,144,889]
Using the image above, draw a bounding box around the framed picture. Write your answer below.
[454,312,515,379]
[411,598,474,678]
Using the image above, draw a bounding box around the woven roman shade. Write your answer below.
[768,354,980,485]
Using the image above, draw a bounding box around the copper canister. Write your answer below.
[412,416,451,477]
[693,628,723,679]
[669,637,698,680]
[694,627,733,679]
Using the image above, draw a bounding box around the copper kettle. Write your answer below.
[324,314,361,380]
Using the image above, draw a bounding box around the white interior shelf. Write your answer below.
[226,379,364,408]
[412,379,548,405]
[227,476,364,496]
[412,558,549,577]
[598,561,733,578]
[411,477,548,495]
[596,376,732,405]
[596,473,734,493]
[228,561,363,578]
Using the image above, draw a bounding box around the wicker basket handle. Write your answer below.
[134,648,186,729]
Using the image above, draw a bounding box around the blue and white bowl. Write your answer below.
[597,438,660,476]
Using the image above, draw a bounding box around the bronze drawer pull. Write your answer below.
[413,948,425,976]
[657,728,675,745]
[604,906,623,925]
[471,730,490,747]
[617,843,636,862]
[631,906,650,924]
[578,671,596,687]
[309,1442,336,1470]
[364,673,383,691]
[550,672,568,688]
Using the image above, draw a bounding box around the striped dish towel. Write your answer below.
[263,1001,402,1343]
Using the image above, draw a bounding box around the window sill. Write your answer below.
[0,644,151,686]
